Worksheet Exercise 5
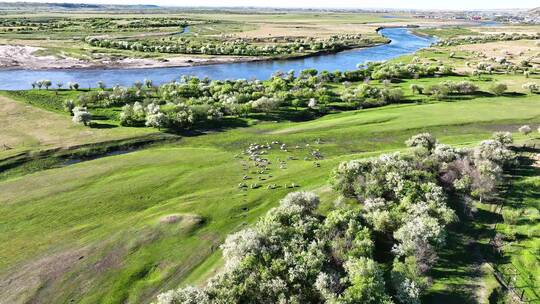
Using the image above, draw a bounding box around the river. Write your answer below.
[0,28,436,90]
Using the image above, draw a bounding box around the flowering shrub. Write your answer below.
[154,192,392,304]
[331,132,517,302]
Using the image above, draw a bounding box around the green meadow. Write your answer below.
[1,87,539,302]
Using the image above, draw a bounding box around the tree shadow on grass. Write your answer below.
[161,109,322,137]
[501,92,527,98]
[90,122,117,129]
[424,185,515,304]
[475,208,503,225]
[424,220,486,304]
[427,146,540,304]
[163,116,250,137]
[251,109,318,123]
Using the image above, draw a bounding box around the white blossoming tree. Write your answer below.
[72,106,92,126]
[154,192,391,304]
[518,125,532,135]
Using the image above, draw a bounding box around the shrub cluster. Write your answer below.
[409,80,479,100]
[68,69,374,129]
[370,62,453,80]
[85,34,375,57]
[435,33,540,47]
[0,17,199,34]
[340,83,404,108]
[157,192,393,304]
[330,132,515,302]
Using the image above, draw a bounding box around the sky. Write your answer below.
[2,0,538,10]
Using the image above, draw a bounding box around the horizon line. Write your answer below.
[0,1,537,11]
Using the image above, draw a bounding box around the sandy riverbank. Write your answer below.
[0,42,390,71]
[0,45,268,70]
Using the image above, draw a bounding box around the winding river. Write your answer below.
[0,28,436,90]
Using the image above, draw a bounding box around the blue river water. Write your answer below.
[0,28,436,90]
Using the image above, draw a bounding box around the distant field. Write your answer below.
[413,26,480,38]
[0,11,474,68]
[393,40,540,75]
[472,24,540,35]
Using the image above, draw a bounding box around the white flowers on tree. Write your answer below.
[474,139,515,166]
[171,104,195,128]
[133,102,144,115]
[145,103,168,129]
[156,286,209,304]
[250,96,280,114]
[145,112,167,129]
[518,125,532,135]
[391,257,427,304]
[308,98,317,109]
[206,105,223,121]
[491,131,513,146]
[392,215,443,258]
[154,191,391,304]
[119,104,135,126]
[220,228,262,271]
[433,144,459,164]
[72,106,92,126]
[405,132,437,154]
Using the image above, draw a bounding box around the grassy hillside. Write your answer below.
[1,91,539,303]
[0,94,157,161]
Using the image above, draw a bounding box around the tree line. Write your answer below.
[51,62,454,129]
[84,34,377,57]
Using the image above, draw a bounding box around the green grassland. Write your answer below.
[1,84,540,302]
[413,27,480,39]
[1,10,540,302]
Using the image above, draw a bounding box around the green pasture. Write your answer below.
[1,89,540,303]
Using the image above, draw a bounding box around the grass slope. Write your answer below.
[0,94,156,161]
[1,93,540,303]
